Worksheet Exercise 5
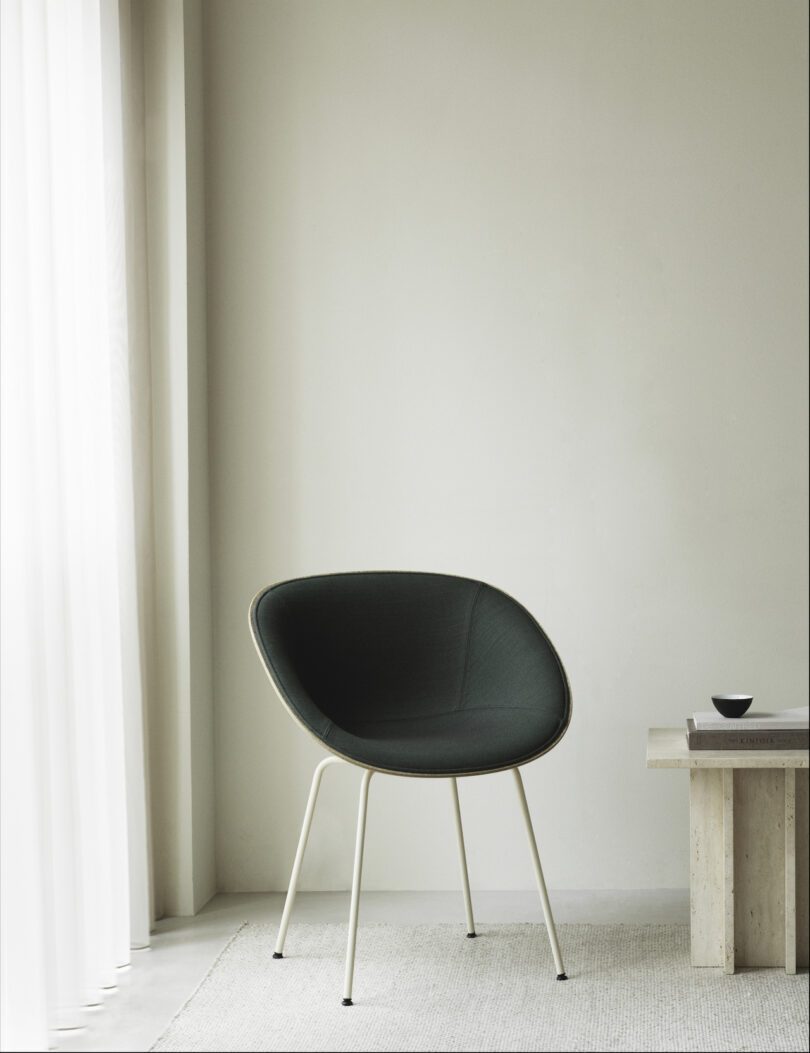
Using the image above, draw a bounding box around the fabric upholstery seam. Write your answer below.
[339,703,541,729]
[455,582,482,711]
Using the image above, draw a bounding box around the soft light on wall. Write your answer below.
[201,0,809,895]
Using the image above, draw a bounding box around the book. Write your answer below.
[686,718,809,751]
[692,705,809,732]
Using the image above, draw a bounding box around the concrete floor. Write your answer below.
[54,889,689,1053]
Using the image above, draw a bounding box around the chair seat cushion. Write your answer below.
[324,703,564,776]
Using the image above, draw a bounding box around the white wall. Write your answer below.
[202,0,808,893]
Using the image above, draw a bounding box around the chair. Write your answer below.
[249,570,572,1004]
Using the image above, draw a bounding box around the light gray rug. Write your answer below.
[152,923,808,1053]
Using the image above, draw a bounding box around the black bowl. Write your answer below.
[711,695,753,718]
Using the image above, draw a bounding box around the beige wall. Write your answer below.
[202,0,808,892]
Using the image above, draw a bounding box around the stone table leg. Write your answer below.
[689,768,725,968]
[690,766,809,971]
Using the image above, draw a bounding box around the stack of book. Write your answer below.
[686,705,809,750]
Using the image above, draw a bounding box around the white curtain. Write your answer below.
[0,1,152,1049]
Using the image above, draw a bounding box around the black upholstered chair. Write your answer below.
[250,571,572,1005]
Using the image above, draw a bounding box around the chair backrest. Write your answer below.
[250,571,570,750]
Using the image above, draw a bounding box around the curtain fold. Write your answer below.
[1,0,153,1047]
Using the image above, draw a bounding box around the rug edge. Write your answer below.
[149,921,250,1053]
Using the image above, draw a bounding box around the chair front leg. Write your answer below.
[342,767,374,1005]
[274,755,344,958]
[450,777,476,937]
[512,767,567,979]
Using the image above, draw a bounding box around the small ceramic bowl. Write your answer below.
[711,694,753,718]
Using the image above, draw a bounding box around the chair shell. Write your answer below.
[250,570,571,777]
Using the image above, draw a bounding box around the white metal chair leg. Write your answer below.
[273,755,344,958]
[450,777,476,937]
[342,767,374,1005]
[512,767,567,979]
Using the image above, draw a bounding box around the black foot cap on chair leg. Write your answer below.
[466,932,477,938]
[342,998,353,1006]
[557,973,568,981]
[272,952,283,959]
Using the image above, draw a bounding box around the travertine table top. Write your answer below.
[646,727,809,769]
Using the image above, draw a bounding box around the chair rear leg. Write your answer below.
[511,767,567,979]
[274,755,343,958]
[450,777,476,937]
[342,768,374,1005]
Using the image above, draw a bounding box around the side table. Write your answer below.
[647,728,808,973]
